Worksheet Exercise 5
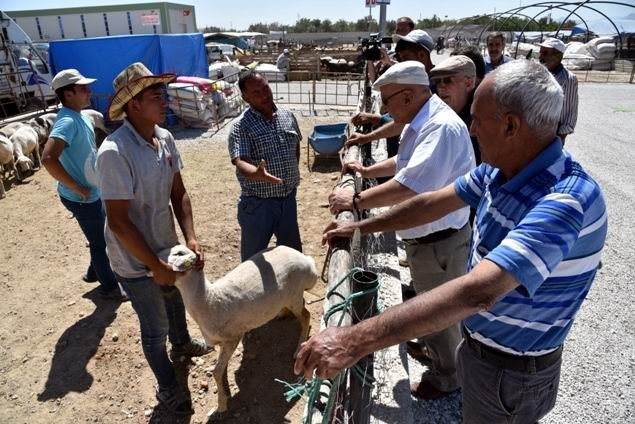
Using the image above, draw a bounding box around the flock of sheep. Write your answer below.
[0,109,107,199]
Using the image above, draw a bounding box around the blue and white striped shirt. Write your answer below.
[454,139,607,355]
[228,106,301,198]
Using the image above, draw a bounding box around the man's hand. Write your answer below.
[255,159,283,185]
[328,188,354,214]
[351,112,381,127]
[186,239,205,270]
[346,132,371,147]
[322,221,358,245]
[73,185,92,201]
[341,160,366,177]
[293,327,359,380]
[150,260,178,286]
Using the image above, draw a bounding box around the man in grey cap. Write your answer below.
[42,69,126,300]
[328,60,475,400]
[539,38,578,143]
[276,48,291,79]
[430,55,481,165]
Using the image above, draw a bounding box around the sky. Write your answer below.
[3,0,633,30]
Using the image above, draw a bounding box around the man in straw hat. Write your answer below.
[42,69,125,301]
[96,62,211,415]
[328,61,475,400]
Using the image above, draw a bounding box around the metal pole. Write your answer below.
[379,4,387,36]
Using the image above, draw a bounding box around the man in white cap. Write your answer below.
[539,37,578,142]
[97,62,211,415]
[41,69,125,300]
[328,60,475,400]
[348,29,437,148]
[276,48,291,78]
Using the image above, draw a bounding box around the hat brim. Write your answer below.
[430,70,475,79]
[108,73,176,121]
[538,43,565,53]
[392,34,431,52]
[76,77,97,85]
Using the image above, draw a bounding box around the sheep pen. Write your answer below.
[0,113,348,424]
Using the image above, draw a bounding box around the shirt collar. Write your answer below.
[406,94,439,134]
[500,138,564,192]
[122,119,160,147]
[247,104,278,122]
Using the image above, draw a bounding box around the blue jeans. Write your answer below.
[116,275,191,389]
[237,190,302,261]
[60,197,118,293]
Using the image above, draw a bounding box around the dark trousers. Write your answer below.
[237,190,302,261]
[60,197,118,293]
[456,339,561,423]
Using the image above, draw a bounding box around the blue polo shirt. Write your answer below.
[49,107,100,203]
[454,139,607,355]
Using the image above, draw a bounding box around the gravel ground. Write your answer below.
[405,82,635,423]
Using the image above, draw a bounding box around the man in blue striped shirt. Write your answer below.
[295,60,607,423]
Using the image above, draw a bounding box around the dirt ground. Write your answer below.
[0,115,348,424]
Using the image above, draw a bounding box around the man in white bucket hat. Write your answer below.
[97,62,211,415]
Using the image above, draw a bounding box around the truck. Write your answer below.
[0,11,55,119]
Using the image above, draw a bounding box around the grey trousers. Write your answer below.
[405,224,471,391]
[456,340,562,423]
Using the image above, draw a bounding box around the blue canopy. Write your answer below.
[49,33,207,116]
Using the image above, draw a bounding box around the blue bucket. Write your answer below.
[309,123,348,155]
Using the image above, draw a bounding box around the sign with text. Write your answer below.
[365,0,390,7]
[141,11,160,26]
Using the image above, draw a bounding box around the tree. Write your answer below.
[322,19,333,33]
[333,19,350,32]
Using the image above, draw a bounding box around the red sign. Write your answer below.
[183,10,191,17]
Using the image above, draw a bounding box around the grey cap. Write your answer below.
[429,55,476,79]
[392,29,435,52]
[373,60,429,88]
[51,69,96,91]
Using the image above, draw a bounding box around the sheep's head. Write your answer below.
[15,156,33,171]
[168,245,197,272]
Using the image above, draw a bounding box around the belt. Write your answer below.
[403,226,461,245]
[462,326,563,373]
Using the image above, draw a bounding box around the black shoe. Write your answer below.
[82,273,98,283]
[99,288,129,302]
[156,385,193,416]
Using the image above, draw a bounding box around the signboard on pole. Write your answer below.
[365,0,390,7]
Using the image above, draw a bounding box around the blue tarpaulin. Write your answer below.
[49,33,207,116]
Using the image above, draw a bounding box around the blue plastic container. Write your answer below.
[308,123,348,155]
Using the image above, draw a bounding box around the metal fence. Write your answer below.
[565,59,635,84]
[259,71,364,110]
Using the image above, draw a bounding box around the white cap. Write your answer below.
[538,37,566,53]
[373,60,429,88]
[51,69,96,91]
[283,48,289,54]
[392,29,435,52]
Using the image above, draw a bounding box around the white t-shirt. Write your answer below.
[394,94,474,239]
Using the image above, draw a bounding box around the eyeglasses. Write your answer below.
[432,76,456,86]
[381,88,409,106]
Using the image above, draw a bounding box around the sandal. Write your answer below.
[170,338,213,360]
[156,385,193,416]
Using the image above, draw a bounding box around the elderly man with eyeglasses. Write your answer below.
[328,61,475,400]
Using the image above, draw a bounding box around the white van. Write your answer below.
[206,43,236,62]
[0,11,55,118]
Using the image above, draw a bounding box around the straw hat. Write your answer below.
[108,62,175,121]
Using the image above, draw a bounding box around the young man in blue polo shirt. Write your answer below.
[42,69,124,300]
[296,60,607,423]
[228,72,303,261]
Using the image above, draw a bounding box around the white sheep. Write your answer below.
[81,109,109,148]
[10,126,40,179]
[165,245,318,415]
[28,113,57,148]
[0,135,16,199]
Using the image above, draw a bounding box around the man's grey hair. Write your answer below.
[490,60,563,139]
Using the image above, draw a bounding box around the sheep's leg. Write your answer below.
[32,145,41,170]
[212,338,240,414]
[290,299,311,349]
[0,174,5,199]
